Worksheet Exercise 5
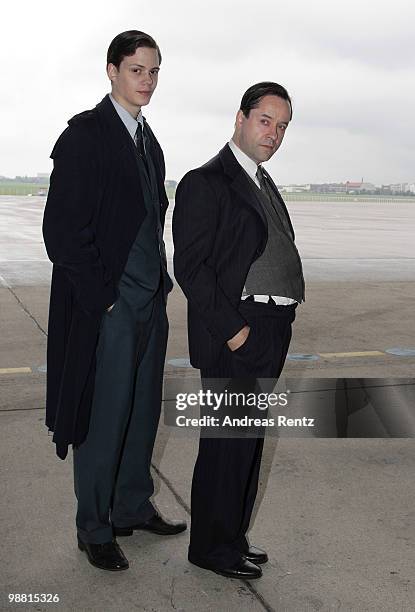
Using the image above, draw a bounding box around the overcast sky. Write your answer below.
[1,0,414,184]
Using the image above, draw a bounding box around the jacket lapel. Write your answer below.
[219,144,268,231]
[95,95,143,195]
[143,119,169,217]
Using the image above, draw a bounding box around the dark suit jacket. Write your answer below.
[43,94,169,459]
[173,143,295,369]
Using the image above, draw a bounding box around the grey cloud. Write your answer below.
[1,0,414,184]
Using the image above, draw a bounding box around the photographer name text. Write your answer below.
[175,415,315,428]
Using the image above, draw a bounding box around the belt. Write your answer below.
[241,294,297,306]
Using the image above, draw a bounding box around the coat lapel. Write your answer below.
[143,119,169,218]
[143,121,164,181]
[95,95,143,195]
[95,95,134,153]
[219,144,268,231]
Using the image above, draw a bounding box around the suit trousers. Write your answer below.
[73,286,168,544]
[188,298,296,568]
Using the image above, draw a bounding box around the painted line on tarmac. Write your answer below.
[1,346,415,376]
[319,350,385,358]
[0,367,32,374]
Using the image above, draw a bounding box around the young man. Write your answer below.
[173,82,304,579]
[43,30,186,572]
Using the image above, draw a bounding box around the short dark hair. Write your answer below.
[240,81,292,120]
[107,30,162,68]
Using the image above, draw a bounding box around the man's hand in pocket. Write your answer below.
[227,325,250,351]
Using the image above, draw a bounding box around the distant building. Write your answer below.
[281,184,311,193]
[13,175,50,184]
[345,181,362,192]
[380,183,415,194]
[389,183,411,193]
[309,183,347,193]
[345,181,377,193]
[278,180,405,195]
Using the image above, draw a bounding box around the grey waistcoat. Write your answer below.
[119,136,172,311]
[244,176,305,303]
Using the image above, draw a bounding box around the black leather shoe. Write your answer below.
[113,512,187,537]
[243,545,268,565]
[189,556,262,579]
[77,536,129,571]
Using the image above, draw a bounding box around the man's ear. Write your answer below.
[236,109,244,126]
[106,63,118,82]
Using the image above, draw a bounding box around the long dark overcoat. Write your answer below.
[43,94,169,459]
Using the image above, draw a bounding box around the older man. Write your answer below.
[173,82,304,579]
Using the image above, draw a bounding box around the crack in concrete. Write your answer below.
[241,581,276,612]
[150,461,191,516]
[150,462,275,611]
[5,285,47,337]
[0,272,10,288]
[169,576,177,610]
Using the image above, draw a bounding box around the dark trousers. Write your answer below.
[73,288,168,544]
[189,298,296,568]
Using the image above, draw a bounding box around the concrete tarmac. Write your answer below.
[1,196,415,611]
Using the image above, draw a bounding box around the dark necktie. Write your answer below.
[256,165,268,192]
[135,123,149,174]
[256,165,291,235]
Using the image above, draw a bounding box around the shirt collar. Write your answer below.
[109,93,144,140]
[228,139,260,187]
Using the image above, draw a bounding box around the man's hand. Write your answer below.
[227,325,250,352]
[106,303,115,313]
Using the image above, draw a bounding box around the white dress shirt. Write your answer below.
[109,93,144,141]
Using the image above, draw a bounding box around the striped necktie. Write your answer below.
[135,122,149,174]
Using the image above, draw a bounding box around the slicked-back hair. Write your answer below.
[240,82,292,120]
[107,30,161,68]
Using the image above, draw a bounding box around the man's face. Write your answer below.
[107,46,159,116]
[234,95,291,164]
